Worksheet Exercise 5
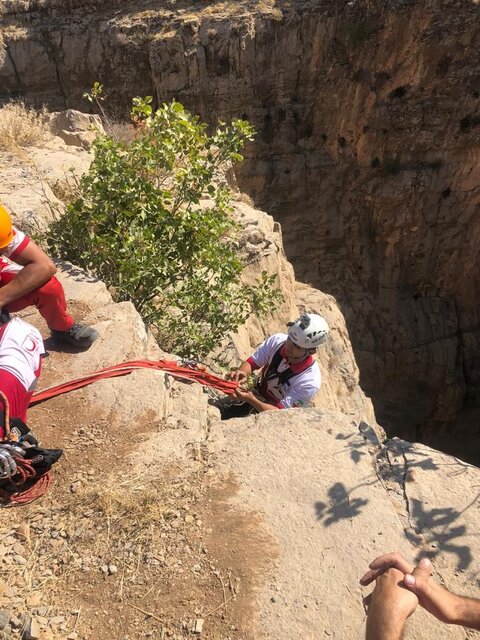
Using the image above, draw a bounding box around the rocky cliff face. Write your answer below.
[1,122,479,640]
[1,0,480,460]
[0,124,376,427]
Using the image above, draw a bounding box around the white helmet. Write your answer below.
[287,313,330,349]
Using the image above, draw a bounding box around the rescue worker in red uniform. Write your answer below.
[0,312,61,483]
[0,204,98,349]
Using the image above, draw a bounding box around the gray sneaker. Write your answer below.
[51,323,99,349]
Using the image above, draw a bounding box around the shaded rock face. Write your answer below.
[2,0,480,461]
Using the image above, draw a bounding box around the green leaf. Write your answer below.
[41,95,280,359]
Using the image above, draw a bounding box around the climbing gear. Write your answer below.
[245,373,261,391]
[0,392,62,505]
[51,322,99,349]
[30,359,238,407]
[261,343,303,387]
[256,342,314,404]
[0,444,23,478]
[0,205,14,249]
[287,313,329,348]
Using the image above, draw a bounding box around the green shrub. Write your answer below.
[44,94,281,357]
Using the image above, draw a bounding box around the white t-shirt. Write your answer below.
[248,333,321,409]
[0,318,44,392]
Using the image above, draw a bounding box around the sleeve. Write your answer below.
[2,227,30,260]
[248,334,285,369]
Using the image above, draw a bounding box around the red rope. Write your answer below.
[0,361,237,505]
[0,362,237,505]
[30,360,238,407]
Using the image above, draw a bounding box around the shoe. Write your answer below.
[51,323,99,349]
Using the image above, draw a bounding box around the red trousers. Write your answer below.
[0,369,38,428]
[0,269,74,332]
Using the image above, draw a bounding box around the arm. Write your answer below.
[0,241,56,308]
[365,567,418,640]
[454,597,480,630]
[227,358,280,411]
[361,552,480,630]
[232,387,280,412]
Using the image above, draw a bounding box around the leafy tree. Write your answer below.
[44,92,281,357]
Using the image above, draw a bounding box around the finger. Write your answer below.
[404,558,433,591]
[369,553,415,573]
[360,553,414,586]
[414,558,433,577]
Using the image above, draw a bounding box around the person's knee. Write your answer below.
[37,276,64,300]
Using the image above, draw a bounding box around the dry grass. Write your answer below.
[10,469,197,592]
[0,467,205,640]
[71,473,177,555]
[49,172,81,205]
[105,121,139,145]
[0,101,53,153]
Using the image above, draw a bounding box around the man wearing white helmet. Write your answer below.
[223,313,329,417]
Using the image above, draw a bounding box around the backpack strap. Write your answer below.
[259,345,302,406]
[262,343,298,387]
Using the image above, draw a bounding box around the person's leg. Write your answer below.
[0,266,98,348]
[2,270,74,331]
[219,401,255,420]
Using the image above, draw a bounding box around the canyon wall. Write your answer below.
[1,0,480,460]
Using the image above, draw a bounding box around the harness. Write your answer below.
[259,342,313,402]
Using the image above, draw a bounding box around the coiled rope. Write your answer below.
[0,391,51,505]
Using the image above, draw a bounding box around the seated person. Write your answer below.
[0,203,98,349]
[222,313,329,418]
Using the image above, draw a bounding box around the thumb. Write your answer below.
[404,558,432,591]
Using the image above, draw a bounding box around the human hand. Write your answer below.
[361,552,415,587]
[0,443,25,479]
[226,369,247,383]
[366,566,419,619]
[361,552,461,625]
[234,387,255,402]
[365,567,418,640]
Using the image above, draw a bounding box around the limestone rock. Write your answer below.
[210,408,476,639]
[47,110,104,149]
[0,94,478,640]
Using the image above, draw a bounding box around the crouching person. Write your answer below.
[0,204,98,349]
[0,312,62,503]
[222,313,329,418]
